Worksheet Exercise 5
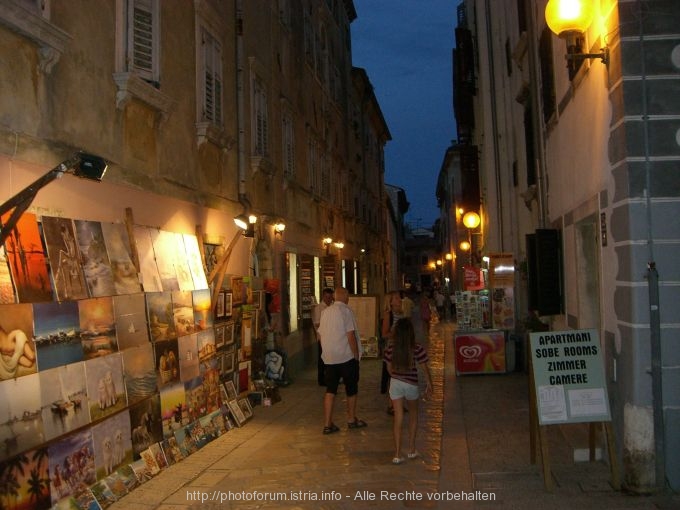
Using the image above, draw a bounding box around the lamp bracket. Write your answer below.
[567,46,609,65]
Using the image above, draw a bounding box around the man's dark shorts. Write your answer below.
[324,358,359,396]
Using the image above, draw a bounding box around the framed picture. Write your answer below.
[230,277,244,305]
[222,351,235,374]
[224,320,235,346]
[251,290,263,310]
[238,360,250,393]
[227,399,246,426]
[220,384,229,404]
[253,312,260,339]
[224,291,233,317]
[215,291,225,319]
[223,380,237,400]
[214,324,225,349]
[238,397,253,420]
[241,312,253,358]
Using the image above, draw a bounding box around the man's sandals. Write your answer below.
[322,423,340,435]
[347,418,367,429]
[323,419,367,434]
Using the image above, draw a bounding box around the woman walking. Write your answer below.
[383,318,432,464]
[380,290,403,415]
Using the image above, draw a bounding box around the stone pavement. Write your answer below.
[109,318,679,510]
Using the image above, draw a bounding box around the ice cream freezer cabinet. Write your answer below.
[454,330,506,375]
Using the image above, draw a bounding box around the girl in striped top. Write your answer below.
[383,318,432,464]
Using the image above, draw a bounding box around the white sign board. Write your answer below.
[529,329,611,425]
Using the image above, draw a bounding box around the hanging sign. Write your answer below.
[529,328,610,425]
[463,266,484,290]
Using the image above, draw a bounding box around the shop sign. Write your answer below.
[454,330,506,374]
[529,329,610,425]
[463,266,484,290]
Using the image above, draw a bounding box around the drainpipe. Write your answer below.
[525,1,548,228]
[236,0,248,210]
[484,0,505,250]
[637,0,665,492]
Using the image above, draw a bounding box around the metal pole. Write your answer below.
[637,0,666,492]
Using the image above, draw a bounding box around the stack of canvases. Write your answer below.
[0,212,254,510]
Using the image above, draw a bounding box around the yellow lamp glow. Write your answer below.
[445,253,453,261]
[545,0,594,37]
[462,211,481,229]
[460,241,471,251]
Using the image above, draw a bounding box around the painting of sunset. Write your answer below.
[2,212,53,303]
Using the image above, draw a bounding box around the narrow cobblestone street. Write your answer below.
[110,315,679,510]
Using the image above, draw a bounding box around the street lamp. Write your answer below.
[545,0,609,77]
[462,211,480,266]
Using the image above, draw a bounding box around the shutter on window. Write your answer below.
[526,229,563,315]
[132,0,154,81]
[203,31,222,125]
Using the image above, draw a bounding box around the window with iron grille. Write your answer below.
[201,27,223,126]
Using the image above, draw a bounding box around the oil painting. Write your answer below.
[91,409,132,480]
[79,296,117,360]
[121,343,157,405]
[131,226,162,293]
[33,300,83,371]
[41,216,89,302]
[84,352,127,422]
[3,212,53,302]
[0,373,44,462]
[160,381,187,439]
[47,428,96,506]
[74,220,116,297]
[148,229,179,292]
[183,233,208,290]
[39,361,89,442]
[0,302,36,380]
[113,293,149,350]
[146,291,176,342]
[101,221,141,295]
[129,396,162,459]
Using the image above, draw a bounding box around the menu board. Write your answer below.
[299,255,314,320]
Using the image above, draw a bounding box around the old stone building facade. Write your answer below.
[447,0,680,493]
[0,0,391,372]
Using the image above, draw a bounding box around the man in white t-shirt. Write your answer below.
[312,288,334,386]
[318,287,367,434]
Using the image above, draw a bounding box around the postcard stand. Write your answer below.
[528,355,620,491]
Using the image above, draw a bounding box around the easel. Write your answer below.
[528,355,621,491]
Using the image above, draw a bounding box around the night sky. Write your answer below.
[352,0,458,228]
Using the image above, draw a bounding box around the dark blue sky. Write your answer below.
[351,0,458,228]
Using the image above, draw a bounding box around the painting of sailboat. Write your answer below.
[39,361,89,441]
[0,373,44,462]
[113,293,149,350]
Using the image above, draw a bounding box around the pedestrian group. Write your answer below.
[316,286,433,465]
